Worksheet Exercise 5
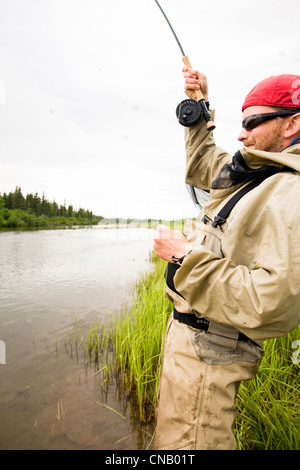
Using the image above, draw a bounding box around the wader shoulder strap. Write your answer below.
[212,178,264,227]
[167,177,264,296]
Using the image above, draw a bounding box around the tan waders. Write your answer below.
[154,314,264,450]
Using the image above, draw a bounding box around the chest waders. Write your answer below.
[155,179,265,450]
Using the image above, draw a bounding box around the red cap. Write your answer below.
[242,74,300,111]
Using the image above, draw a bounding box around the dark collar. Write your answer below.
[211,150,292,189]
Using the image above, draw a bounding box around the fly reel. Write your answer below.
[176,98,216,130]
[176,99,202,127]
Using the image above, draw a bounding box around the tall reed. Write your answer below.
[106,253,172,422]
[235,330,299,450]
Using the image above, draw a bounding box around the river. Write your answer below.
[0,225,156,450]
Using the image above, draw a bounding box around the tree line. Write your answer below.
[0,187,103,228]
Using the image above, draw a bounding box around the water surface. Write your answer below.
[0,226,155,449]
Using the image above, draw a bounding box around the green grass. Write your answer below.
[235,331,300,450]
[76,252,299,449]
[102,253,172,422]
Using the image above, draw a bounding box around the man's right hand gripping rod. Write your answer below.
[179,55,215,131]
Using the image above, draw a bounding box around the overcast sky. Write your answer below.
[0,0,299,220]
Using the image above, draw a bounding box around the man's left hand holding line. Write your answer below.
[153,225,191,264]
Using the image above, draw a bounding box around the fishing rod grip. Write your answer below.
[182,55,204,101]
[182,55,215,131]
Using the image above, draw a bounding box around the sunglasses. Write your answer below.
[242,111,298,131]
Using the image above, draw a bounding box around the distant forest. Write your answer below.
[0,187,103,227]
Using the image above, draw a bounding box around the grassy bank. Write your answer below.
[235,330,300,449]
[84,253,172,423]
[0,208,100,228]
[80,253,299,450]
[0,187,101,227]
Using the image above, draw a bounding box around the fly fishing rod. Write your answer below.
[153,0,215,131]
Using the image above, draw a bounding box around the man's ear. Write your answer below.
[284,113,300,139]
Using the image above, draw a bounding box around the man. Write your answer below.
[153,71,300,450]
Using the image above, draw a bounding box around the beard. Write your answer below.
[244,119,285,152]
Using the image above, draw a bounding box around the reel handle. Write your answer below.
[182,55,215,131]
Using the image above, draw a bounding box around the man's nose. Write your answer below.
[237,128,248,142]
